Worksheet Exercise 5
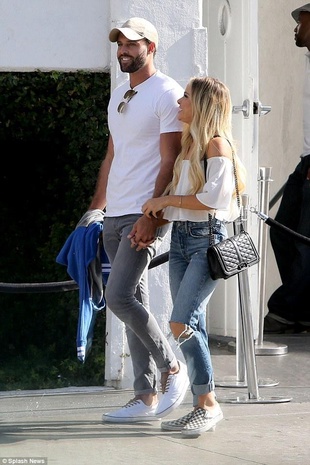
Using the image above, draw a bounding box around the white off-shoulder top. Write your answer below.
[163,157,240,222]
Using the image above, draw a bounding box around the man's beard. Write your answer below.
[119,52,146,73]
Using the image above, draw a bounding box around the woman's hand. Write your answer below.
[142,197,167,218]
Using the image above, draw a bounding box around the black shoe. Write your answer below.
[264,314,310,334]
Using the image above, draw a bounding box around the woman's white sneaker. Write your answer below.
[155,360,189,417]
[102,398,159,423]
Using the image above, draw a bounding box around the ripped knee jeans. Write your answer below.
[168,219,227,404]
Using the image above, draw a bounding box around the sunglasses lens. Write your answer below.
[124,89,134,99]
[117,90,137,113]
[117,102,126,113]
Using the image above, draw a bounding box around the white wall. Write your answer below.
[0,0,110,71]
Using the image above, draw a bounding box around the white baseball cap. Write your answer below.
[109,17,158,50]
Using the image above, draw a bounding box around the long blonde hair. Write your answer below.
[166,76,246,196]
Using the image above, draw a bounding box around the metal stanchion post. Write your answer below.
[218,195,291,404]
[216,209,247,388]
[216,195,279,390]
[255,167,288,355]
[219,264,291,404]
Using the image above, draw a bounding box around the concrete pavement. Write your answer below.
[1,333,309,465]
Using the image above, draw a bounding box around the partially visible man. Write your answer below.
[87,17,189,422]
[264,3,310,333]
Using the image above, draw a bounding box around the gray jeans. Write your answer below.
[103,214,177,396]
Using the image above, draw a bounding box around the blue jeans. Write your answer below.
[103,214,177,396]
[268,156,310,323]
[168,219,227,406]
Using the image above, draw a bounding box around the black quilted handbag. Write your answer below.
[207,228,260,280]
[206,149,260,280]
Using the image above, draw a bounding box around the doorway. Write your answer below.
[203,0,260,336]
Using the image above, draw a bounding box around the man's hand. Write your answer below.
[127,215,158,251]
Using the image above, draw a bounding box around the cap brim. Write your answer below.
[291,7,310,22]
[109,27,144,43]
[292,8,301,21]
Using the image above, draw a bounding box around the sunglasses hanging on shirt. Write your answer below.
[117,89,138,113]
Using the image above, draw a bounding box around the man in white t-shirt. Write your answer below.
[264,4,310,333]
[87,18,189,422]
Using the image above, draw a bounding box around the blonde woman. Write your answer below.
[141,76,246,437]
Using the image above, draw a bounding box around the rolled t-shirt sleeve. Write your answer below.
[196,157,234,210]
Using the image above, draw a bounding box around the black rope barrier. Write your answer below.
[256,211,310,246]
[0,251,170,294]
[0,280,79,294]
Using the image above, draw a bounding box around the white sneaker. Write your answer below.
[181,406,223,437]
[102,398,159,423]
[155,360,189,418]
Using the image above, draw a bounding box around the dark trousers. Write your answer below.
[268,155,310,322]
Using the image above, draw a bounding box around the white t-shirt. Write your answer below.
[106,71,183,216]
[163,157,239,222]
